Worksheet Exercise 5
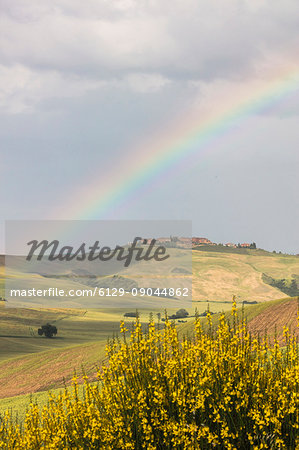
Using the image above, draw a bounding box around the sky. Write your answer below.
[1,0,299,254]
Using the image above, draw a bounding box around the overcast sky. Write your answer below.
[1,0,299,253]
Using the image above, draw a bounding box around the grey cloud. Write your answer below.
[1,0,298,79]
[0,0,298,116]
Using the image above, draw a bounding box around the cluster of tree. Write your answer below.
[124,308,218,322]
[262,274,299,297]
[161,309,189,321]
[123,312,138,318]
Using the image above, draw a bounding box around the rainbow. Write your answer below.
[52,70,299,220]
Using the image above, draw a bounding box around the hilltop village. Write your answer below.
[143,237,256,249]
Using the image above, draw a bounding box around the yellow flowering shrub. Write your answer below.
[0,306,298,449]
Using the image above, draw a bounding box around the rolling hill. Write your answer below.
[1,248,299,304]
[0,248,298,419]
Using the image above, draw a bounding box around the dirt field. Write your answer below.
[248,299,299,344]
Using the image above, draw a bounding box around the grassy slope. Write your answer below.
[192,250,299,301]
[0,306,129,361]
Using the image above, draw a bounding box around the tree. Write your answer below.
[38,323,57,338]
[175,309,189,319]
